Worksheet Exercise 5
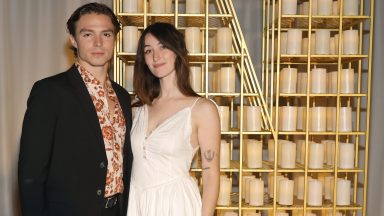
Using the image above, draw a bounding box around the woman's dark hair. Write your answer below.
[66,2,121,56]
[134,22,199,106]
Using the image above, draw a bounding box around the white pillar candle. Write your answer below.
[343,30,359,54]
[245,176,256,203]
[325,140,335,166]
[268,174,283,198]
[185,27,201,53]
[217,176,231,205]
[317,173,328,195]
[280,106,298,131]
[302,37,309,54]
[123,0,138,12]
[297,72,307,93]
[218,106,230,131]
[326,107,336,131]
[186,0,201,13]
[310,33,316,54]
[282,0,298,15]
[208,35,216,53]
[330,37,336,54]
[244,213,261,216]
[324,176,334,200]
[280,32,288,54]
[219,66,236,93]
[268,139,275,162]
[276,212,289,216]
[310,107,327,131]
[287,29,302,54]
[278,179,294,205]
[295,139,306,164]
[307,179,323,206]
[312,0,318,15]
[332,1,339,15]
[337,178,351,205]
[298,3,304,15]
[302,2,309,15]
[123,26,139,53]
[137,0,143,12]
[296,175,305,200]
[125,64,134,92]
[246,140,262,168]
[339,142,355,169]
[244,106,262,131]
[293,173,301,196]
[217,27,232,53]
[220,140,231,168]
[309,142,324,168]
[189,66,202,92]
[150,0,165,13]
[343,0,359,15]
[315,29,331,54]
[280,67,298,93]
[311,68,327,93]
[334,34,340,54]
[249,178,264,206]
[277,139,283,166]
[165,0,173,13]
[280,140,296,168]
[242,176,255,199]
[339,107,352,132]
[340,69,354,93]
[306,211,316,216]
[296,107,306,131]
[223,212,238,216]
[317,0,333,15]
[327,71,338,93]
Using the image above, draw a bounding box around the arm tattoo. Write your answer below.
[203,150,215,162]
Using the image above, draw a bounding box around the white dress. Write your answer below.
[127,98,202,216]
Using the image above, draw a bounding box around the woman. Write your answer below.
[127,22,220,216]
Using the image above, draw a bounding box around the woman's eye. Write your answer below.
[144,49,152,54]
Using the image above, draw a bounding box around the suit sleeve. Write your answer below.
[18,80,57,215]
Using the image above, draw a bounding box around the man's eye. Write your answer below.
[83,33,91,37]
[104,33,112,37]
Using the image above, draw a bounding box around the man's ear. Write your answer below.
[69,35,78,49]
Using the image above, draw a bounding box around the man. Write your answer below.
[18,3,132,216]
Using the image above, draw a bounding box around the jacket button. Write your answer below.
[100,162,106,168]
[97,189,102,196]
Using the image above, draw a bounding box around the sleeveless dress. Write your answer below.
[127,98,202,216]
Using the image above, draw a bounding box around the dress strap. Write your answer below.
[190,97,201,109]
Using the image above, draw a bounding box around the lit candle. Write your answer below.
[309,142,324,168]
[246,140,262,168]
[123,0,138,12]
[150,0,165,13]
[330,37,336,54]
[282,0,298,15]
[296,107,306,131]
[310,107,327,131]
[217,27,232,53]
[302,37,308,54]
[123,26,139,53]
[268,139,275,162]
[307,179,323,206]
[343,0,359,15]
[280,67,298,93]
[245,175,256,203]
[219,66,236,93]
[339,107,352,132]
[324,176,334,200]
[332,1,339,15]
[186,0,201,13]
[278,179,294,205]
[125,64,134,92]
[280,140,296,168]
[327,71,338,93]
[317,0,333,15]
[249,178,264,206]
[185,27,201,53]
[280,106,298,131]
[220,140,231,168]
[340,69,354,93]
[217,176,231,206]
[311,68,327,93]
[326,107,336,131]
[242,175,256,200]
[189,65,202,92]
[336,178,351,205]
[339,142,355,169]
[295,139,306,164]
[287,29,302,55]
[343,30,359,54]
[244,106,262,131]
[218,106,230,131]
[315,29,331,54]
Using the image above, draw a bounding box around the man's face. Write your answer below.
[69,13,116,71]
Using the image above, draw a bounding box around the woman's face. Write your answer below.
[143,33,177,79]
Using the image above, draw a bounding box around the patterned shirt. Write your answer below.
[76,62,126,197]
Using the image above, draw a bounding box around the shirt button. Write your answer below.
[99,162,106,169]
[96,189,102,196]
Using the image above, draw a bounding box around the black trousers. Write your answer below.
[101,201,120,216]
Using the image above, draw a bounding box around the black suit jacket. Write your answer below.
[18,65,133,216]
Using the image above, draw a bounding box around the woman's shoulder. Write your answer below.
[192,97,219,116]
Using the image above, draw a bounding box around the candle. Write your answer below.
[317,0,333,15]
[302,37,308,54]
[165,0,173,13]
[277,139,283,166]
[307,179,323,206]
[244,213,261,216]
[296,139,306,164]
[185,27,201,53]
[245,175,256,203]
[298,3,304,15]
[297,72,308,94]
[186,0,201,13]
[189,66,202,92]
[150,0,165,13]
[217,27,232,53]
[343,0,359,15]
[287,29,302,55]
[218,106,230,131]
[280,32,288,54]
[324,176,334,200]
[326,140,335,166]
[280,106,298,131]
[343,30,359,54]
[315,29,331,54]
[123,0,138,12]
[282,0,298,15]
[326,107,336,131]
[340,69,354,93]
[330,37,336,54]
[123,26,139,53]
[249,178,264,206]
[311,68,327,93]
[296,175,305,200]
[310,107,327,131]
[339,142,355,169]
[125,64,134,92]
[280,67,298,93]
[339,107,352,132]
[246,140,262,168]
[208,66,218,92]
[309,142,324,168]
[302,2,309,15]
[310,33,316,54]
[219,66,236,93]
[332,1,339,15]
[137,0,143,12]
[327,71,338,93]
[312,0,318,15]
[280,140,296,168]
[276,212,289,216]
[220,140,231,168]
[268,174,283,198]
[244,106,262,131]
[217,176,231,205]
[268,139,275,162]
[278,179,294,205]
[242,175,256,200]
[223,212,238,216]
[334,34,340,54]
[336,178,351,205]
[296,107,306,131]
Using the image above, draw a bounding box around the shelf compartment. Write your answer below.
[272,15,369,29]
